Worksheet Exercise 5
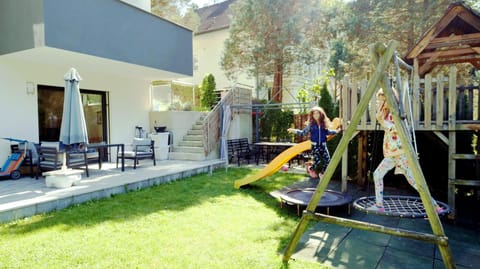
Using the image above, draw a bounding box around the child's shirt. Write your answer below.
[294,123,336,145]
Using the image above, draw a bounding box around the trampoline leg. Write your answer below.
[327,207,330,215]
[297,205,300,216]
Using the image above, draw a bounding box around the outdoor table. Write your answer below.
[254,142,297,163]
[88,142,125,172]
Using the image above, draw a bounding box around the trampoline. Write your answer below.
[278,188,352,216]
[353,195,450,218]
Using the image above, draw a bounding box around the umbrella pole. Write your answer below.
[61,152,67,171]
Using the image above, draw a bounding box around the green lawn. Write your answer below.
[0,168,329,269]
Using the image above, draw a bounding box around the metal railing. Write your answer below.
[202,87,252,155]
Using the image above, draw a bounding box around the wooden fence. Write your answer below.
[340,66,480,131]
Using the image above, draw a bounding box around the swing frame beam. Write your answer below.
[282,40,456,269]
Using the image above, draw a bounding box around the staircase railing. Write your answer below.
[202,86,251,155]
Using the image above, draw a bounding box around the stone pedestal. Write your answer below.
[44,169,83,188]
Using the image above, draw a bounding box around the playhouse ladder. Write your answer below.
[282,41,456,269]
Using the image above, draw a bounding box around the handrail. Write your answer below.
[340,65,479,131]
[202,87,252,155]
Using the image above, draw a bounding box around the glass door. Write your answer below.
[37,85,108,144]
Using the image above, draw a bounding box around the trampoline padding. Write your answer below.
[279,188,352,207]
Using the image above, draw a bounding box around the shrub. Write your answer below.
[200,74,217,109]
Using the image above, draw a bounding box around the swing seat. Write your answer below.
[353,195,450,218]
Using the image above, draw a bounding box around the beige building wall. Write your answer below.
[192,29,254,90]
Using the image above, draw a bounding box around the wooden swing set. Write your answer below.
[282,40,456,268]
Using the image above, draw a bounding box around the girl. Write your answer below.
[288,106,340,178]
[370,88,444,214]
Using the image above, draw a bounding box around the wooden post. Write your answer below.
[413,72,421,129]
[380,69,456,269]
[283,41,398,262]
[436,73,445,127]
[357,131,367,188]
[360,80,368,129]
[448,66,457,220]
[424,73,432,129]
[282,41,456,269]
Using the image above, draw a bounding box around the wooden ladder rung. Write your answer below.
[452,154,480,160]
[449,179,480,186]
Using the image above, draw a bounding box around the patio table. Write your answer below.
[254,142,297,163]
[88,142,125,172]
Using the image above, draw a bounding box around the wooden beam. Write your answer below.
[457,9,480,31]
[419,54,440,76]
[471,60,480,69]
[407,5,465,59]
[426,33,480,49]
[418,47,480,59]
[433,56,480,65]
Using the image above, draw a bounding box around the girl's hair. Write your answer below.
[307,106,330,128]
[376,88,399,118]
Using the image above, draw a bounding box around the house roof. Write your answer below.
[195,0,236,34]
[405,2,480,76]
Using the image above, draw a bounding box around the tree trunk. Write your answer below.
[271,64,283,102]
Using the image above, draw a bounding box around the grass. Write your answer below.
[0,168,329,269]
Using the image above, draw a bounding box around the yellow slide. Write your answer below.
[234,118,341,189]
[234,141,311,189]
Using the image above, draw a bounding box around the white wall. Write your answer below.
[0,57,152,150]
[193,29,254,90]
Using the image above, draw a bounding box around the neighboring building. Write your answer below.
[192,0,326,103]
[0,0,192,161]
[192,0,254,92]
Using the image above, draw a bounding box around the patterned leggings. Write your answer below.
[373,154,437,207]
[311,142,330,174]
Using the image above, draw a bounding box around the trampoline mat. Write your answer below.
[353,195,450,218]
[279,188,352,207]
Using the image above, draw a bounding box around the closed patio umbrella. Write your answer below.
[59,68,88,146]
[58,68,88,170]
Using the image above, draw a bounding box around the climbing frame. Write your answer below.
[282,40,456,269]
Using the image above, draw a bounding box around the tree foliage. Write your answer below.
[221,0,322,102]
[200,73,217,109]
[151,0,200,30]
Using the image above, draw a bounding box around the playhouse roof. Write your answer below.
[405,2,480,76]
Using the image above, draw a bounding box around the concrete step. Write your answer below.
[183,134,203,141]
[178,140,203,147]
[187,129,203,135]
[174,146,204,154]
[192,124,203,130]
[169,151,206,161]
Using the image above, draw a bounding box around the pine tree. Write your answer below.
[200,74,217,109]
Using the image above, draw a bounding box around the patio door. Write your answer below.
[37,85,108,145]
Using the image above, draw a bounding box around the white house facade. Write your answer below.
[0,0,193,162]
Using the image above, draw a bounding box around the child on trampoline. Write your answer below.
[369,88,444,214]
[287,106,340,179]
